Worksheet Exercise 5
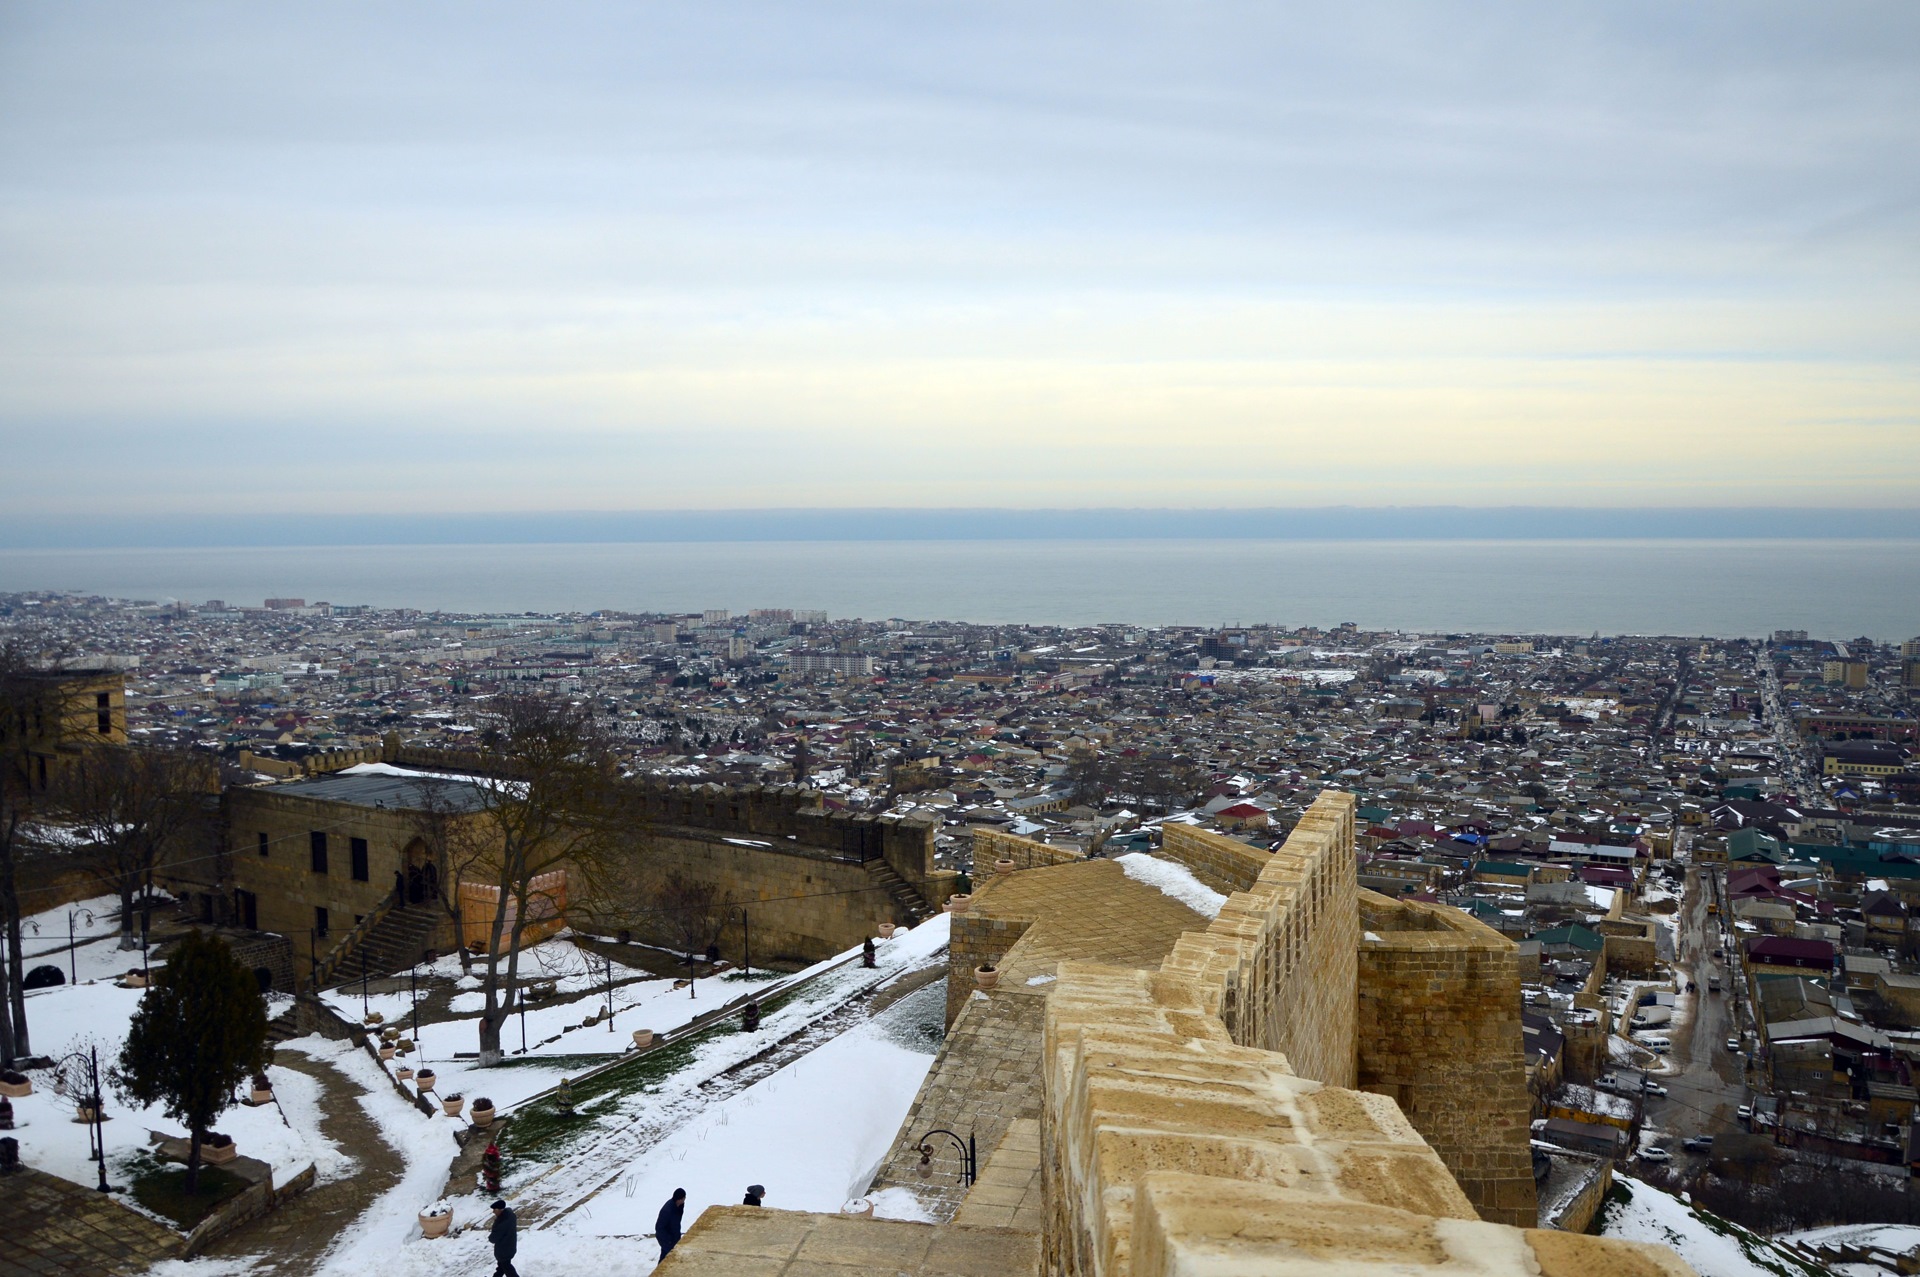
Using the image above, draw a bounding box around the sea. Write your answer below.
[1,539,1916,639]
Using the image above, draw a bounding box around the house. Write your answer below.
[1746,935,1835,975]
[1861,892,1908,945]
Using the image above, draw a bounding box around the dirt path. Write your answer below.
[198,1049,406,1274]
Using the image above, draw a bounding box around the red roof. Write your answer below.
[1218,803,1266,819]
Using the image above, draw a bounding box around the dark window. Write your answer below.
[310,831,328,874]
[97,710,111,734]
[350,837,369,882]
[315,905,329,938]
[95,692,110,708]
[257,832,269,858]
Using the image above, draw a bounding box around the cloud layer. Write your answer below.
[2,2,1916,513]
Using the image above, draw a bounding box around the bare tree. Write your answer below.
[464,698,624,1066]
[656,872,724,958]
[51,745,216,950]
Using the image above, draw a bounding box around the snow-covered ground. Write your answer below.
[19,890,165,984]
[570,979,943,1245]
[1599,1175,1825,1277]
[12,980,327,1199]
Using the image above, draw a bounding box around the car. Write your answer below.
[1639,1147,1673,1162]
[1643,1082,1669,1097]
[1737,1104,1753,1121]
[1683,1137,1713,1153]
[1725,1037,1740,1052]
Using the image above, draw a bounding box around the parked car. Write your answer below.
[1639,1147,1673,1163]
[1683,1137,1713,1153]
[1725,1037,1740,1052]
[1642,1081,1668,1097]
[1737,1104,1753,1121]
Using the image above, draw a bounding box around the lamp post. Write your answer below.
[605,950,616,1032]
[914,1128,977,1187]
[67,908,96,985]
[739,906,750,977]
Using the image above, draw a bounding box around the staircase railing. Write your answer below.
[309,882,404,990]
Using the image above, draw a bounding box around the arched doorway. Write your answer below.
[401,837,438,906]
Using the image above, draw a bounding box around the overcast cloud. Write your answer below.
[2,2,1916,514]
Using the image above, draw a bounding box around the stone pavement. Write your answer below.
[952,1119,1045,1234]
[655,1206,1039,1277]
[0,1167,182,1276]
[197,1048,406,1273]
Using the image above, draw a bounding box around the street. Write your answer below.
[1640,862,1750,1151]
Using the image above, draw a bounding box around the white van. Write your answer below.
[1639,1035,1672,1053]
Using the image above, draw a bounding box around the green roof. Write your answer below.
[1531,924,1604,953]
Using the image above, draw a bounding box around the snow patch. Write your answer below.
[1115,853,1228,918]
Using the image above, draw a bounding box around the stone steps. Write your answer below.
[865,859,933,925]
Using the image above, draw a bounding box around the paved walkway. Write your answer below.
[198,1049,406,1273]
[0,1167,181,1276]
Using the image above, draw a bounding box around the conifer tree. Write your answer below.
[113,930,268,1191]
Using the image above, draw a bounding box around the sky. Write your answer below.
[2,2,1917,518]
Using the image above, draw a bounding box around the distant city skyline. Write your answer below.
[3,3,1917,515]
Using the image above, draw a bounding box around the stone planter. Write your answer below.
[632,1029,654,1050]
[877,923,896,939]
[995,858,1015,876]
[442,1096,465,1118]
[0,1076,31,1100]
[419,1210,452,1239]
[202,1141,237,1165]
[974,965,999,991]
[840,1197,875,1218]
[379,1045,396,1061]
[944,894,972,915]
[470,1103,495,1128]
[76,1104,102,1123]
[396,1066,414,1081]
[122,972,148,990]
[415,1072,436,1093]
[250,1087,273,1105]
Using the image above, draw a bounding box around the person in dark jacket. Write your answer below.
[488,1199,519,1277]
[742,1184,765,1207]
[655,1188,687,1260]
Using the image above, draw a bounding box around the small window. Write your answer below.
[310,831,328,874]
[315,905,329,938]
[350,837,369,882]
[97,710,112,734]
[96,692,110,708]
[257,832,269,858]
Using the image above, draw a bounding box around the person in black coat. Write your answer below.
[488,1199,519,1277]
[742,1183,765,1207]
[655,1188,687,1260]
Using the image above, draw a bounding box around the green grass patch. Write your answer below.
[123,1156,251,1230]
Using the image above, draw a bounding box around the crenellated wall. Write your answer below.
[1038,791,1690,1277]
[1156,822,1270,895]
[1154,798,1359,1088]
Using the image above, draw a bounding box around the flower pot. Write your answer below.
[419,1210,452,1239]
[123,972,148,989]
[944,894,972,915]
[396,1066,414,1081]
[442,1096,465,1118]
[470,1104,495,1128]
[877,923,896,939]
[379,1045,396,1061]
[202,1141,237,1165]
[631,1029,654,1050]
[0,1078,30,1100]
[76,1104,101,1123]
[995,858,1015,876]
[840,1197,875,1218]
[251,1088,273,1105]
[974,965,999,991]
[415,1073,436,1093]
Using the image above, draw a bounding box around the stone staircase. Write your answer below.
[865,858,933,927]
[324,904,450,988]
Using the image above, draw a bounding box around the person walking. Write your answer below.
[655,1188,687,1261]
[488,1199,520,1277]
[742,1183,765,1207]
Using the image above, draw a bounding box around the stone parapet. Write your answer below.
[1156,822,1269,894]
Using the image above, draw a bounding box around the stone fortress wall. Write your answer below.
[1038,792,1683,1277]
[1356,891,1538,1226]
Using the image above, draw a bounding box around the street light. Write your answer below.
[914,1128,977,1187]
[67,908,96,985]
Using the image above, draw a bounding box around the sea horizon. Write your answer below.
[4,536,1917,641]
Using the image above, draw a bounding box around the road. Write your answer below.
[1639,863,1751,1154]
[1755,649,1818,806]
